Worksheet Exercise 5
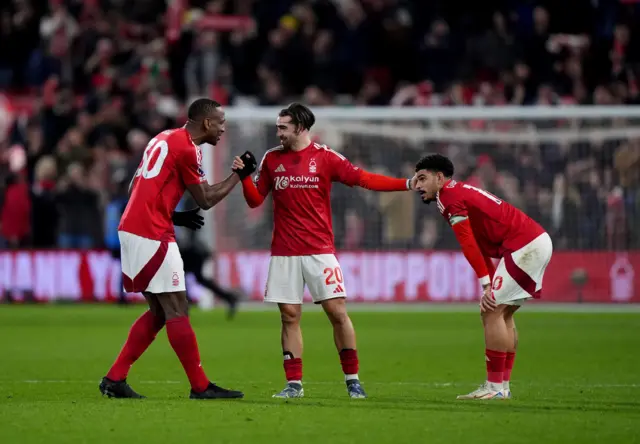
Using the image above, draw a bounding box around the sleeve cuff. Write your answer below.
[479,275,491,286]
[406,179,411,190]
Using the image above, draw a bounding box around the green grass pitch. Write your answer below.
[1,305,639,444]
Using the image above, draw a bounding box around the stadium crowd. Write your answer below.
[0,0,639,251]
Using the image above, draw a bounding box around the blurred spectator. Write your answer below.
[0,0,638,253]
[31,155,58,247]
[550,174,581,249]
[0,0,40,89]
[184,31,220,99]
[104,169,128,255]
[0,0,636,105]
[420,18,456,91]
[56,162,100,248]
[1,145,30,247]
[466,12,519,81]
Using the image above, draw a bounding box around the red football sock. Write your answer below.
[504,352,516,381]
[166,316,209,393]
[283,353,303,382]
[107,310,164,381]
[339,349,359,377]
[485,349,507,384]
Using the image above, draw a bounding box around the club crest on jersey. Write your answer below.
[309,159,317,173]
[493,276,503,291]
[172,272,180,287]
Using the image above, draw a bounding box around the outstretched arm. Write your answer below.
[187,173,240,210]
[357,170,412,192]
[328,150,412,191]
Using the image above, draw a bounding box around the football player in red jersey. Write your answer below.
[234,103,415,399]
[100,99,256,400]
[413,154,553,400]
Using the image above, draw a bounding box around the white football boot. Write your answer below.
[502,381,512,399]
[272,382,304,398]
[457,382,506,400]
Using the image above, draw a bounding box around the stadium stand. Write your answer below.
[0,0,639,251]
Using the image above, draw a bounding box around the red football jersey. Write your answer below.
[119,128,206,241]
[255,142,362,255]
[436,179,545,258]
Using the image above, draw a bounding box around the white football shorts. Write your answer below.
[264,254,347,304]
[491,232,553,305]
[118,231,186,294]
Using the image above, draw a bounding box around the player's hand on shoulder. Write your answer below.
[232,150,257,180]
[172,207,205,230]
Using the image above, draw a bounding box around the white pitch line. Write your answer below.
[219,302,640,314]
[13,380,640,388]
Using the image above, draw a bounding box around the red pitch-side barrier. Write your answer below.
[0,250,637,303]
[216,250,639,303]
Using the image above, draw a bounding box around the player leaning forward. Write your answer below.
[413,154,553,400]
[99,99,256,400]
[234,103,415,399]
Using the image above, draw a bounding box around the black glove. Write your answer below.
[233,151,257,180]
[172,207,204,230]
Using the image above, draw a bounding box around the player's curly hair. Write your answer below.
[415,153,454,177]
[279,103,316,131]
[188,98,221,121]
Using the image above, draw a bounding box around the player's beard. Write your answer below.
[419,191,436,205]
[280,138,291,150]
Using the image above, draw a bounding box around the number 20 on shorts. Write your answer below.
[324,267,344,286]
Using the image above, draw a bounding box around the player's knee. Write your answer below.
[327,310,350,327]
[323,300,350,326]
[279,305,301,325]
